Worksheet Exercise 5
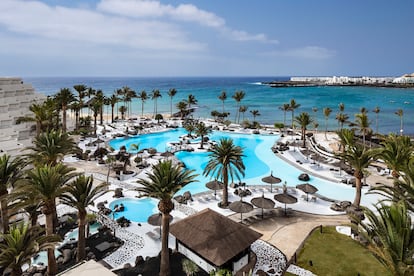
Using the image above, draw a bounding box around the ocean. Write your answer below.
[25,76,414,135]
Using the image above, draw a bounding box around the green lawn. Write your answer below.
[293,226,391,276]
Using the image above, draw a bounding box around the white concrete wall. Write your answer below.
[233,254,248,274]
[178,243,216,274]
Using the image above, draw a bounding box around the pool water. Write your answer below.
[109,197,158,222]
[108,128,378,205]
[63,222,101,242]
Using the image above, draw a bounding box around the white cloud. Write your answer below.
[0,0,205,52]
[97,0,277,43]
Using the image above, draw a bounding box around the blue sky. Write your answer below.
[0,0,413,77]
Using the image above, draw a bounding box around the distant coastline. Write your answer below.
[263,75,414,88]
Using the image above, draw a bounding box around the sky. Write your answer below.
[0,0,413,77]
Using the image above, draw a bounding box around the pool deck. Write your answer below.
[62,119,392,272]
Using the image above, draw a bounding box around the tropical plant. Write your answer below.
[232,90,245,123]
[336,128,356,153]
[109,94,119,123]
[60,175,108,261]
[239,105,248,121]
[151,89,162,118]
[289,99,301,129]
[295,112,313,148]
[351,112,372,146]
[274,122,284,133]
[279,103,291,133]
[203,138,245,207]
[356,202,414,275]
[176,101,188,119]
[90,100,101,136]
[323,107,332,139]
[25,129,77,166]
[16,99,57,136]
[12,164,76,275]
[250,109,260,124]
[69,100,82,130]
[155,113,164,124]
[182,258,199,276]
[136,161,198,276]
[138,90,148,117]
[195,122,212,149]
[218,91,227,113]
[123,86,136,119]
[54,88,76,132]
[0,154,24,233]
[395,109,404,136]
[338,143,375,207]
[336,112,349,130]
[167,88,177,117]
[375,134,413,179]
[0,223,60,276]
[94,90,105,125]
[119,105,127,120]
[186,94,197,109]
[373,106,380,134]
[73,84,87,118]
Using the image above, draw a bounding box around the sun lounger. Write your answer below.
[311,196,317,202]
[146,231,160,240]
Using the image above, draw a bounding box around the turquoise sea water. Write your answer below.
[26,77,414,135]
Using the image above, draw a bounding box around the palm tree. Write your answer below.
[69,100,82,130]
[218,91,227,113]
[335,112,349,130]
[376,134,412,179]
[186,94,197,109]
[123,87,136,119]
[54,88,76,132]
[373,106,380,134]
[395,108,404,136]
[289,99,301,129]
[183,121,195,138]
[25,129,77,166]
[195,122,211,149]
[90,101,101,136]
[338,102,345,113]
[323,107,332,139]
[356,202,414,275]
[279,103,291,133]
[16,101,56,136]
[0,154,24,233]
[0,223,60,276]
[338,143,375,207]
[239,105,248,121]
[119,105,127,120]
[12,164,76,275]
[250,109,260,124]
[151,89,162,118]
[232,91,245,123]
[203,138,245,207]
[136,161,197,276]
[336,128,355,153]
[60,175,108,261]
[352,112,371,146]
[295,112,313,148]
[167,88,177,117]
[176,101,188,119]
[138,90,148,117]
[73,84,87,119]
[182,259,199,276]
[108,94,119,123]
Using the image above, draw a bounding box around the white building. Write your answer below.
[0,77,45,157]
[393,73,414,84]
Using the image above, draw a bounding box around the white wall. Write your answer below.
[178,243,216,274]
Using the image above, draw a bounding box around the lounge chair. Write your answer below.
[146,231,160,240]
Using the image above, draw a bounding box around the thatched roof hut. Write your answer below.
[169,208,262,274]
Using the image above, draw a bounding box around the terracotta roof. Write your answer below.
[169,208,262,266]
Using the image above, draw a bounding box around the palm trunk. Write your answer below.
[353,177,362,208]
[160,213,171,276]
[77,211,87,261]
[170,98,173,117]
[0,194,9,233]
[94,115,97,136]
[111,106,115,123]
[75,110,79,130]
[100,107,103,125]
[62,105,67,132]
[46,212,58,275]
[200,135,204,149]
[222,171,229,207]
[302,128,306,148]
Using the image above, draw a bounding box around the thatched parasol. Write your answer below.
[274,193,297,215]
[229,199,253,222]
[251,193,275,219]
[148,213,173,237]
[205,180,224,198]
[261,171,282,193]
[296,183,318,201]
[161,151,174,158]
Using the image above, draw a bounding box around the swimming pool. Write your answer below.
[63,222,101,242]
[109,128,377,205]
[109,197,158,222]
